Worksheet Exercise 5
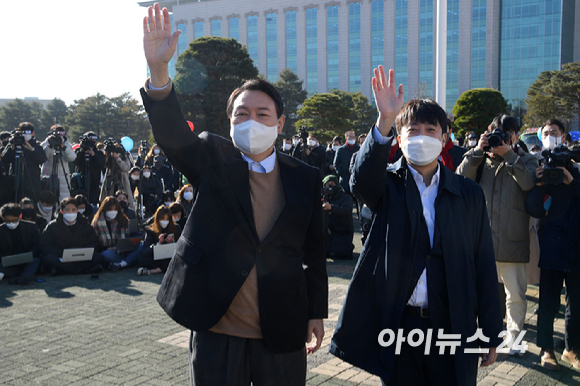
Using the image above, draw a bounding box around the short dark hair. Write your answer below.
[50,124,65,133]
[0,131,10,140]
[169,202,185,215]
[1,203,21,218]
[17,122,35,133]
[395,99,449,134]
[490,114,519,135]
[544,118,565,134]
[75,194,89,207]
[226,79,284,119]
[115,190,129,199]
[19,197,34,207]
[332,136,342,143]
[38,190,56,205]
[161,191,174,202]
[60,197,78,211]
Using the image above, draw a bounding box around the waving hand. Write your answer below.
[372,66,405,136]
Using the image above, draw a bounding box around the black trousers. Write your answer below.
[0,258,40,284]
[382,313,459,386]
[537,268,580,351]
[189,330,306,386]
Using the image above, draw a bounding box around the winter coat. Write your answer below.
[99,155,134,207]
[41,213,100,257]
[0,220,42,258]
[334,144,360,192]
[325,188,354,257]
[40,138,77,202]
[1,137,47,197]
[456,147,538,263]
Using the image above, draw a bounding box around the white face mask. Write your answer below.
[131,174,139,181]
[164,201,173,207]
[542,135,561,150]
[78,208,86,214]
[183,191,194,201]
[143,171,151,178]
[401,135,444,166]
[283,143,292,151]
[293,139,300,146]
[154,149,160,155]
[24,134,32,141]
[159,220,170,229]
[105,211,118,220]
[63,213,77,223]
[230,119,278,155]
[468,140,477,147]
[307,139,317,147]
[172,217,180,224]
[42,206,53,212]
[347,139,356,146]
[332,145,340,152]
[5,220,19,230]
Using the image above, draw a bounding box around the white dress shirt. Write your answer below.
[240,149,277,173]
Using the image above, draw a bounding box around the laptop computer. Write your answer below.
[61,248,94,263]
[116,237,142,253]
[129,219,139,235]
[153,243,176,260]
[1,251,33,267]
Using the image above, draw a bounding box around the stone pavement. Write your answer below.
[1,228,579,385]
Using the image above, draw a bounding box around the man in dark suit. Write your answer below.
[140,4,327,385]
[330,67,503,386]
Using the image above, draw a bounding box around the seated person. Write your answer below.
[115,190,136,220]
[139,165,162,216]
[37,190,56,224]
[322,175,354,260]
[161,190,175,207]
[75,194,95,220]
[169,202,186,230]
[41,197,103,275]
[137,206,181,276]
[20,197,47,233]
[92,197,142,272]
[0,204,41,285]
[176,184,194,218]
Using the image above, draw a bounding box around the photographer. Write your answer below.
[40,125,76,202]
[334,130,360,194]
[325,136,341,177]
[99,141,134,208]
[526,141,580,370]
[322,175,354,260]
[73,131,105,205]
[292,131,326,176]
[1,122,47,203]
[457,114,538,355]
[152,155,174,191]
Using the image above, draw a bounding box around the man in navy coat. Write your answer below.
[330,67,503,386]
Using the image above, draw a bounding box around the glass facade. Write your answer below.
[306,8,318,95]
[471,0,486,88]
[395,0,408,100]
[446,0,460,112]
[349,3,361,92]
[500,0,564,111]
[419,0,433,98]
[229,17,239,41]
[327,5,339,91]
[211,19,221,37]
[266,13,278,82]
[286,11,297,73]
[177,23,187,56]
[247,15,258,65]
[371,1,384,72]
[194,21,203,39]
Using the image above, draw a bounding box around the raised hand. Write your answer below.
[372,66,405,135]
[143,3,181,87]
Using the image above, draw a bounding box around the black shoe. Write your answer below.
[89,264,103,274]
[109,263,121,273]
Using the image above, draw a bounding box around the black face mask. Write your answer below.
[324,186,336,196]
[22,208,36,219]
[119,201,128,210]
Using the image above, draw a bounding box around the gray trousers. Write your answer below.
[189,330,306,386]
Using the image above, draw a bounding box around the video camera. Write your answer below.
[79,134,97,150]
[47,132,64,149]
[483,129,511,152]
[9,130,27,147]
[541,145,580,185]
[104,138,124,155]
[140,140,149,153]
[298,126,313,143]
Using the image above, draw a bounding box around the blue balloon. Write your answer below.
[451,133,455,141]
[121,137,134,152]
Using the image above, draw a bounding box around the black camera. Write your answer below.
[298,126,313,143]
[104,138,124,154]
[9,130,26,147]
[47,133,63,149]
[79,135,96,150]
[483,129,511,152]
[140,140,149,152]
[541,145,580,185]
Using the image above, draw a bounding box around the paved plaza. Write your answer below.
[1,225,579,385]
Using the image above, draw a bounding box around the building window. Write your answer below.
[446,0,460,112]
[286,11,297,73]
[266,13,278,82]
[194,21,203,39]
[306,8,318,95]
[177,23,187,56]
[211,19,221,37]
[419,0,433,98]
[229,17,239,41]
[371,1,384,72]
[327,5,339,91]
[247,15,258,65]
[349,3,361,92]
[471,0,486,89]
[395,0,408,100]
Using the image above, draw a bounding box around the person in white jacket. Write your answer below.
[40,125,77,202]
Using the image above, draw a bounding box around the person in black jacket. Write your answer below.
[19,197,47,233]
[526,156,580,371]
[322,175,354,260]
[292,133,326,176]
[334,131,360,194]
[139,164,162,215]
[325,136,341,177]
[1,122,48,203]
[169,202,186,230]
[137,206,181,276]
[152,155,174,191]
[41,197,103,275]
[0,204,41,285]
[73,131,105,205]
[141,5,327,384]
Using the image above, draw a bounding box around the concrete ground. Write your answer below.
[1,221,579,385]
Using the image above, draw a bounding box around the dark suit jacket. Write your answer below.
[141,87,328,354]
[0,220,41,258]
[330,128,503,385]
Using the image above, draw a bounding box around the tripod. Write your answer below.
[84,151,91,203]
[13,143,38,203]
[49,145,72,201]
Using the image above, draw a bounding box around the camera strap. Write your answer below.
[475,154,487,184]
